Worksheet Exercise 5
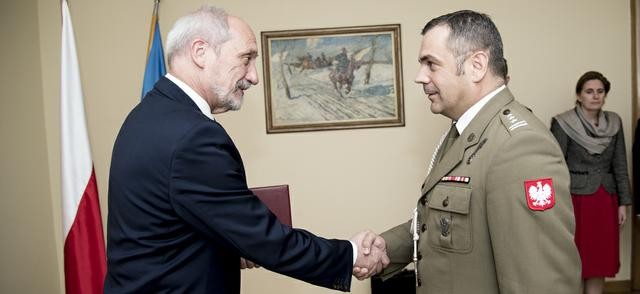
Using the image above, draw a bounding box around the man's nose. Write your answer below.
[415,67,430,84]
[246,64,259,85]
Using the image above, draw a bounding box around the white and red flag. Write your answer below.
[61,0,106,293]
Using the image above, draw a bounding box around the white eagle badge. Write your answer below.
[524,178,555,211]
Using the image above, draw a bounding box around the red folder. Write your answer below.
[250,185,292,226]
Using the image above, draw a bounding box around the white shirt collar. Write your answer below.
[165,73,214,120]
[455,85,506,134]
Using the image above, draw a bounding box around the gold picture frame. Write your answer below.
[261,24,404,133]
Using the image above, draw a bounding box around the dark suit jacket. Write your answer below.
[550,116,632,205]
[104,77,352,293]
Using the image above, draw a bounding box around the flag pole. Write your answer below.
[141,0,167,98]
[146,0,160,57]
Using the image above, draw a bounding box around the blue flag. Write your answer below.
[141,4,166,99]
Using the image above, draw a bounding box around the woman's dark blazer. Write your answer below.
[550,116,632,205]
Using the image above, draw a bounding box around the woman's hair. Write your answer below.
[575,71,611,95]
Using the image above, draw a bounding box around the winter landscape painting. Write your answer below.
[261,24,404,133]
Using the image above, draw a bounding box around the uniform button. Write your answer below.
[467,133,475,142]
[417,252,422,260]
[442,196,449,207]
[421,223,426,232]
[420,196,427,206]
[503,109,510,115]
[418,278,422,286]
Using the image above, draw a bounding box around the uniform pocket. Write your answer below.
[426,184,472,252]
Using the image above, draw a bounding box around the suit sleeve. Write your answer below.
[379,220,413,280]
[168,121,352,291]
[485,129,580,293]
[611,125,632,206]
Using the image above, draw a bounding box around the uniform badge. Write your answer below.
[524,178,555,211]
[440,176,470,183]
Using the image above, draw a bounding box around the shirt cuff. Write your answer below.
[350,241,358,265]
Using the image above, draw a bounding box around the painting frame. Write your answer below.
[261,24,404,133]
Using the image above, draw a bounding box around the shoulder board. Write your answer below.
[499,107,530,134]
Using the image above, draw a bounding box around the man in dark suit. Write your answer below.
[104,5,388,293]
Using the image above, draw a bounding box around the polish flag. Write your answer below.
[61,0,106,293]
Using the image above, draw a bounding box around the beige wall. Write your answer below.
[0,0,60,292]
[1,0,631,293]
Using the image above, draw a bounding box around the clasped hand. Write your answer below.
[238,230,389,281]
[350,230,390,280]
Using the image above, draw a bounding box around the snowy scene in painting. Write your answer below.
[265,30,402,128]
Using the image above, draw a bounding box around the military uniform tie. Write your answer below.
[437,123,459,163]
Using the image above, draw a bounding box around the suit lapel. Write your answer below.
[153,76,201,111]
[421,88,515,195]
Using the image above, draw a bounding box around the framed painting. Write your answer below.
[261,24,404,133]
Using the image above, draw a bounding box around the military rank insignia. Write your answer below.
[505,112,528,131]
[441,176,470,183]
[524,178,555,211]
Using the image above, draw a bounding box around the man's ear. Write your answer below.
[468,51,489,82]
[190,39,210,69]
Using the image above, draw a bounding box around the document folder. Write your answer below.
[250,185,292,226]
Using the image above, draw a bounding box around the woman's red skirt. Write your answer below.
[572,185,620,278]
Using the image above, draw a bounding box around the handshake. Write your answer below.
[350,230,390,280]
[240,230,390,281]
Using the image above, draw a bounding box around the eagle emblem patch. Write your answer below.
[524,178,555,211]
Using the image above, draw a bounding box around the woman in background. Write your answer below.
[550,71,632,294]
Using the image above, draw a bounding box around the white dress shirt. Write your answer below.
[165,73,214,121]
[455,85,506,134]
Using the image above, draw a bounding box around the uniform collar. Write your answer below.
[165,73,214,121]
[455,85,506,134]
[421,86,515,195]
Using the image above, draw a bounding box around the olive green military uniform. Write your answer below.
[381,88,581,293]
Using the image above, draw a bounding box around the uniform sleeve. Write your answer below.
[611,125,632,206]
[169,122,353,291]
[549,118,568,157]
[485,129,581,293]
[379,220,413,280]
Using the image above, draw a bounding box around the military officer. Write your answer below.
[379,10,581,293]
